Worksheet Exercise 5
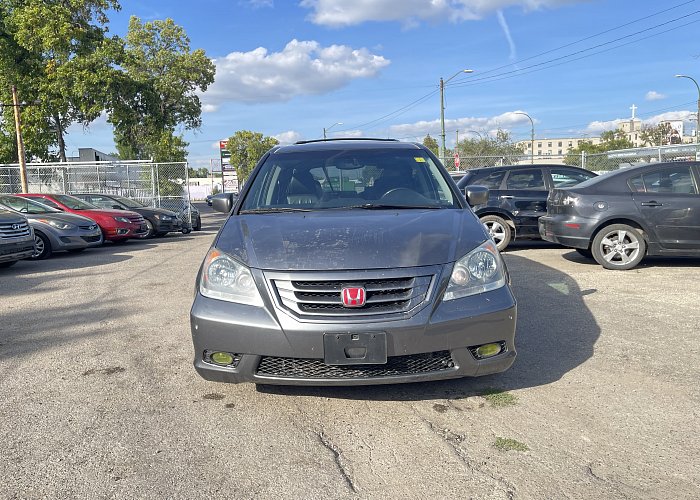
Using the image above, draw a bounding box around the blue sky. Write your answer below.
[68,0,700,167]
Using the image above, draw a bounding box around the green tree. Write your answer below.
[564,130,634,169]
[422,134,439,156]
[0,0,121,162]
[109,16,215,162]
[455,129,525,166]
[640,122,673,146]
[188,167,210,178]
[226,131,279,184]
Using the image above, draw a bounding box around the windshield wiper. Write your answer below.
[340,204,443,210]
[239,207,313,214]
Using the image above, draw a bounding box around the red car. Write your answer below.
[15,193,148,243]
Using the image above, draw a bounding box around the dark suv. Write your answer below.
[190,139,517,386]
[456,164,596,250]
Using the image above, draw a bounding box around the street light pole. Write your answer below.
[440,69,473,161]
[514,111,535,164]
[675,74,700,150]
[323,122,343,140]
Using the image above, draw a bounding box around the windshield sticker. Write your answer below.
[414,157,426,163]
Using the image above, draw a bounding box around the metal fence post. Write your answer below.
[185,162,192,228]
[150,164,156,207]
[581,151,586,170]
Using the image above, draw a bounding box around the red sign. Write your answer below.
[219,140,228,150]
[454,152,460,168]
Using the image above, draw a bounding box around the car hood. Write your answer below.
[132,207,179,217]
[24,212,97,225]
[215,209,487,271]
[80,208,140,218]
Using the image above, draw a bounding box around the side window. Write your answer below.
[471,171,505,189]
[505,169,545,190]
[85,196,111,208]
[639,167,697,194]
[38,198,61,209]
[629,176,645,192]
[550,169,595,188]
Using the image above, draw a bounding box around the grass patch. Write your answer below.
[494,437,529,452]
[480,388,517,408]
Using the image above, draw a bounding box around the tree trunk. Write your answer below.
[54,114,67,162]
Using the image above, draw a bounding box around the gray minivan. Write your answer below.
[190,139,517,385]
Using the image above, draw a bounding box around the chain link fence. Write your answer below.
[440,143,700,174]
[0,160,195,228]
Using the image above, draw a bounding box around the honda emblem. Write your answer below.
[341,287,366,308]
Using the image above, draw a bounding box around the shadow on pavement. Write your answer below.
[257,253,601,401]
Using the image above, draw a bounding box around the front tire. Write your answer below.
[31,231,52,260]
[144,219,156,238]
[480,215,512,251]
[194,216,202,231]
[591,224,646,270]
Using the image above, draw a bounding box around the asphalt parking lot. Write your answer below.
[1,204,699,499]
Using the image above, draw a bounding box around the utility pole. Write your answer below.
[11,86,29,193]
[455,130,459,153]
[439,69,473,162]
[514,111,535,164]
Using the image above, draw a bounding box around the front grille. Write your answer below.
[256,351,455,379]
[0,221,30,239]
[126,214,146,225]
[271,275,433,318]
[79,224,98,231]
[81,235,101,243]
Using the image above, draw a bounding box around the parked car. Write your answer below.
[14,193,147,243]
[0,208,35,268]
[71,193,181,238]
[539,161,700,270]
[206,195,214,206]
[157,198,201,233]
[191,138,517,386]
[0,195,102,259]
[456,164,597,250]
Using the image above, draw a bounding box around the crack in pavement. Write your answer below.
[408,405,518,499]
[314,430,358,494]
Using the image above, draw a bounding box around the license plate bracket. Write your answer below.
[323,332,387,365]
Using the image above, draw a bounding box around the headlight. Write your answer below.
[199,248,263,306]
[113,216,130,223]
[37,219,76,230]
[155,214,173,220]
[443,241,507,301]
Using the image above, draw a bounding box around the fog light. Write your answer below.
[470,342,505,360]
[204,350,241,368]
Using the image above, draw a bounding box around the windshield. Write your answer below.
[240,148,460,212]
[53,194,98,210]
[112,196,145,208]
[0,195,60,214]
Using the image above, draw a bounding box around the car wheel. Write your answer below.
[194,216,202,231]
[31,231,52,260]
[591,224,646,270]
[182,228,191,234]
[480,215,512,251]
[144,219,156,238]
[575,248,593,259]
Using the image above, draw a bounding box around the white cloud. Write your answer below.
[301,0,580,27]
[245,0,273,7]
[274,130,304,144]
[585,119,625,134]
[201,39,390,107]
[645,91,666,101]
[585,111,694,134]
[388,110,536,139]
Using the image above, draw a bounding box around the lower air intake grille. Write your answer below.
[256,351,454,379]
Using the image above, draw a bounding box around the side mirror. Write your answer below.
[212,193,235,213]
[465,185,489,206]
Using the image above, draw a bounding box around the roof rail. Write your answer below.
[294,138,400,145]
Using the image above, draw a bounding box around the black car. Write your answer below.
[539,161,700,270]
[156,198,201,233]
[72,193,182,238]
[456,164,597,250]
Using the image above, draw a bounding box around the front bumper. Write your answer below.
[153,218,182,233]
[103,223,148,241]
[0,237,35,263]
[47,229,103,250]
[190,284,517,386]
[539,216,595,249]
